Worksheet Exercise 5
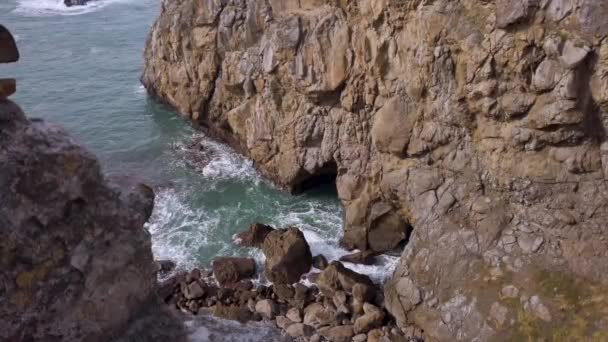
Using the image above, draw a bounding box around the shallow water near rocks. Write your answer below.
[0,0,398,338]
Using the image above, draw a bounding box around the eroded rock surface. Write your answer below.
[0,98,184,341]
[143,1,608,340]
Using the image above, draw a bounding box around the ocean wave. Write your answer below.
[172,133,259,183]
[14,0,132,17]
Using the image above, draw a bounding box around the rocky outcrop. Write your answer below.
[1,27,184,342]
[143,0,608,340]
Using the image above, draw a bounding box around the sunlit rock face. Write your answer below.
[143,1,608,340]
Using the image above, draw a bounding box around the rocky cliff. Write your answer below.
[1,26,184,342]
[142,1,608,340]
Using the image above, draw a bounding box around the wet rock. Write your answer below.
[316,262,374,297]
[285,323,315,338]
[155,259,177,274]
[234,223,275,248]
[255,299,279,319]
[339,250,377,265]
[212,257,256,288]
[312,254,329,270]
[262,227,312,284]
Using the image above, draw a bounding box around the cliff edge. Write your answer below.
[143,1,608,340]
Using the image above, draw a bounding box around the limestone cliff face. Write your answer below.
[0,97,184,340]
[143,1,608,340]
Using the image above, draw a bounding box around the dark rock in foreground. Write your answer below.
[0,98,185,341]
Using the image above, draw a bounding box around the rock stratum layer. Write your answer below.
[0,98,188,341]
[143,1,608,340]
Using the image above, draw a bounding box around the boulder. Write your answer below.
[212,257,256,288]
[339,250,377,265]
[316,261,374,297]
[183,281,206,300]
[303,302,338,328]
[318,325,355,342]
[262,227,312,284]
[312,254,329,270]
[213,304,253,323]
[255,299,279,319]
[354,303,385,333]
[0,25,19,63]
[234,223,275,248]
[285,323,315,338]
[286,307,303,323]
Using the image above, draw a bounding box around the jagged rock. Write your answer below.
[0,97,185,341]
[143,0,608,340]
[312,254,329,270]
[234,223,275,248]
[339,250,377,265]
[316,262,374,297]
[262,227,312,284]
[212,257,256,288]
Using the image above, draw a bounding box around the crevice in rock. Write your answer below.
[291,160,338,195]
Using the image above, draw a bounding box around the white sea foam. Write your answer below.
[149,132,398,285]
[173,133,258,182]
[134,84,146,95]
[14,0,131,17]
[145,188,217,271]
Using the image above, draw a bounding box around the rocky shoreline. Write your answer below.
[158,224,424,342]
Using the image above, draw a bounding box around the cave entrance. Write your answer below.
[292,160,339,195]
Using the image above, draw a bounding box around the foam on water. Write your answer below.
[14,0,132,16]
[148,132,399,285]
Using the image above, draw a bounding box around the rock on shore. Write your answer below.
[143,0,608,340]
